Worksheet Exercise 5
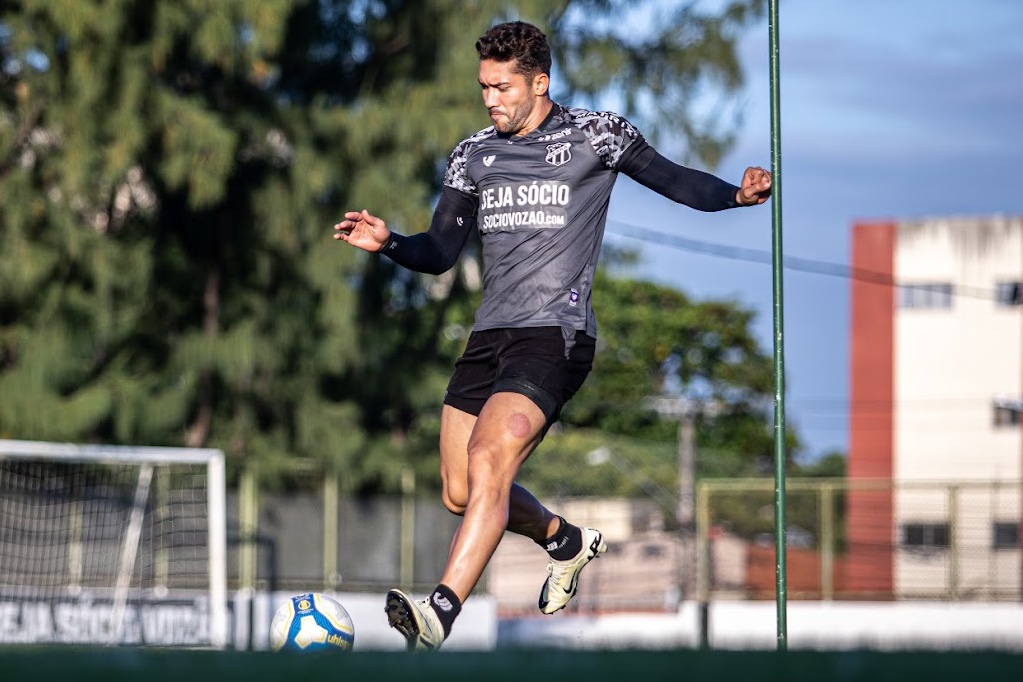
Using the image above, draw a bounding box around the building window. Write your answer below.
[902,523,949,549]
[898,283,953,309]
[995,281,1022,307]
[992,522,1019,550]
[994,398,1023,427]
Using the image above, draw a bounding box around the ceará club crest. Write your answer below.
[545,142,571,167]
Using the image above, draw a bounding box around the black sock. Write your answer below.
[428,583,461,637]
[539,516,583,561]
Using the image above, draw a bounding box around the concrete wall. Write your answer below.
[499,600,1023,652]
[236,590,1023,652]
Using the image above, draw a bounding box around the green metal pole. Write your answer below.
[820,483,834,601]
[767,0,788,650]
[695,481,711,648]
[239,467,258,592]
[323,473,339,591]
[400,468,416,589]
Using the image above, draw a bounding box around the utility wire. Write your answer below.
[603,219,1020,414]
[606,219,1007,301]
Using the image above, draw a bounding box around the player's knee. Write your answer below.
[440,470,468,514]
[465,441,516,496]
[441,487,467,516]
[466,440,498,475]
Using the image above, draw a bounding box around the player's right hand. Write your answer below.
[333,209,391,252]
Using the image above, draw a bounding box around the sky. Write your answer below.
[604,0,1023,461]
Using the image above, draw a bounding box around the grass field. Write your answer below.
[2,647,1023,682]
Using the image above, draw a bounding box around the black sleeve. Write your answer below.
[379,186,477,275]
[617,138,741,212]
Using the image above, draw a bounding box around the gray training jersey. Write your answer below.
[444,103,641,338]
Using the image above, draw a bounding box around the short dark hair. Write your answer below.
[475,21,552,78]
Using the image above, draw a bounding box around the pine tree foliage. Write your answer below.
[0,0,767,490]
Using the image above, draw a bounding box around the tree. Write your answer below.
[517,263,803,511]
[567,265,795,462]
[0,0,767,490]
[795,450,846,478]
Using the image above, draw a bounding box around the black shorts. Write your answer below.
[443,326,596,424]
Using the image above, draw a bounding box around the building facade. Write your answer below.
[848,215,1023,599]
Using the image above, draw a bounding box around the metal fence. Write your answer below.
[229,461,688,615]
[228,465,1023,611]
[697,478,1023,602]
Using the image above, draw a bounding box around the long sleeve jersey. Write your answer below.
[382,103,741,337]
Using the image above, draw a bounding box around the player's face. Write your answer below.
[478,58,548,135]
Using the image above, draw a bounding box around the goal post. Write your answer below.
[0,439,228,648]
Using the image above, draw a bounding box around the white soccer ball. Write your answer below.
[269,592,355,652]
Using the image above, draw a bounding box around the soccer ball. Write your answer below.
[269,592,355,652]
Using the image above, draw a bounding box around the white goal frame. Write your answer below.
[0,438,228,648]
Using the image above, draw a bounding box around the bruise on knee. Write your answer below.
[492,376,558,424]
[507,412,533,440]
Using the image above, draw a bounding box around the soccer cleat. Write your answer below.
[538,527,607,614]
[385,589,445,651]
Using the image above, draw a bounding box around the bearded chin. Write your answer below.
[503,98,534,135]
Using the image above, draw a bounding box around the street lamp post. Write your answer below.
[646,396,710,604]
[646,396,711,533]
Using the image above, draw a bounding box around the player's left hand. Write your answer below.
[736,166,772,206]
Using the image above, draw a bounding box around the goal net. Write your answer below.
[0,439,227,648]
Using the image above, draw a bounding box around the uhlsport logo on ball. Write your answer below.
[269,592,355,651]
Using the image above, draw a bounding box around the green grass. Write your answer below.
[2,647,1023,682]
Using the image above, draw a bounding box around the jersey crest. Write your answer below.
[545,142,572,167]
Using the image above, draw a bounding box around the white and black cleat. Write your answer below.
[538,527,607,615]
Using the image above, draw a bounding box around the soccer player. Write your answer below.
[334,20,771,650]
